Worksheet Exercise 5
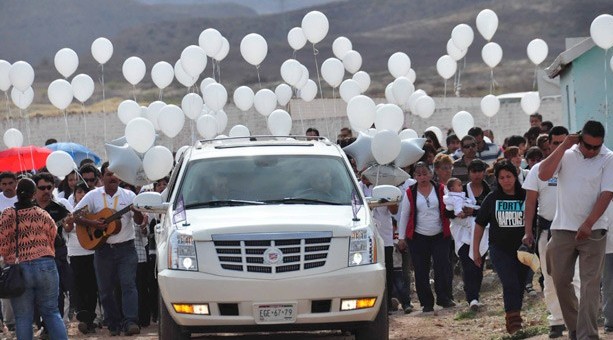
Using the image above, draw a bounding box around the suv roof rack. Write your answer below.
[194,135,332,149]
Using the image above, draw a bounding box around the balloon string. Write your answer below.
[218,60,222,83]
[4,91,12,127]
[533,65,538,90]
[443,80,447,103]
[456,58,463,97]
[23,111,35,172]
[190,119,195,145]
[132,85,137,102]
[256,65,262,89]
[211,57,216,81]
[489,69,495,94]
[99,63,108,158]
[312,43,330,139]
[297,100,305,136]
[63,108,71,142]
[159,89,163,101]
[375,165,380,186]
[292,50,297,59]
[605,49,609,133]
[81,102,88,148]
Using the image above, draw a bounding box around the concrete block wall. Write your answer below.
[0,97,562,159]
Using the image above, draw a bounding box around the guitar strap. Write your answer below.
[102,193,119,211]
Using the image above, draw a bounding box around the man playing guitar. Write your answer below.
[74,162,144,336]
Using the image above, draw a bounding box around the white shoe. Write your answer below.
[469,299,480,311]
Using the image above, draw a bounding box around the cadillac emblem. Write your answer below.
[263,247,283,265]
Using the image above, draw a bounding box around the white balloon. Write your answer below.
[372,130,401,165]
[267,109,292,135]
[295,65,309,89]
[301,11,329,44]
[158,105,185,138]
[54,48,79,78]
[213,37,230,62]
[117,100,141,125]
[150,61,174,90]
[415,96,435,119]
[47,79,73,110]
[240,33,268,66]
[3,128,23,148]
[384,82,397,105]
[0,60,11,92]
[254,89,277,116]
[213,110,228,133]
[197,114,218,139]
[521,92,541,115]
[71,74,94,103]
[392,77,414,108]
[446,39,466,61]
[394,139,426,168]
[198,28,223,58]
[590,14,613,49]
[9,61,34,92]
[122,56,146,85]
[91,37,113,65]
[143,146,174,181]
[388,52,411,79]
[125,117,155,153]
[425,126,443,146]
[527,39,549,65]
[339,79,362,103]
[332,37,352,60]
[233,86,255,111]
[275,84,293,106]
[342,50,362,74]
[481,42,503,68]
[200,77,216,95]
[10,87,33,110]
[366,128,378,137]
[182,93,204,120]
[405,69,416,83]
[436,55,457,80]
[399,129,419,140]
[280,59,302,86]
[321,58,344,88]
[47,151,76,177]
[174,60,196,87]
[375,104,404,133]
[287,27,307,50]
[229,125,250,137]
[342,132,375,171]
[611,55,613,72]
[408,89,427,114]
[180,45,207,78]
[146,101,165,131]
[451,24,474,50]
[347,95,376,129]
[203,83,227,112]
[480,94,500,118]
[352,71,370,93]
[299,80,317,102]
[476,9,498,41]
[451,111,475,139]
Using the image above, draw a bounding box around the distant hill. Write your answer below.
[1,0,611,103]
[136,0,346,15]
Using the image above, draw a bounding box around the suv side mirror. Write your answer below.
[133,192,170,214]
[366,185,402,209]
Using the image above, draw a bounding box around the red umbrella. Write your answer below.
[0,146,52,172]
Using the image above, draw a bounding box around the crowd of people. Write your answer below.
[0,113,611,339]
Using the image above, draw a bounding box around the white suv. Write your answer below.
[134,136,390,340]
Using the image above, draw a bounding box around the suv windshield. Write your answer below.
[177,155,357,208]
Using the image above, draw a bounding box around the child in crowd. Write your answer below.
[444,178,479,225]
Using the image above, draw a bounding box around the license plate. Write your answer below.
[254,303,296,324]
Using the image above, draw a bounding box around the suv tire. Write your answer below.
[159,290,191,340]
[354,291,389,340]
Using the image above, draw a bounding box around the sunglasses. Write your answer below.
[462,143,476,149]
[581,140,602,151]
[83,178,97,183]
[37,185,53,191]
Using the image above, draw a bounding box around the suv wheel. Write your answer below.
[159,289,191,340]
[354,292,389,340]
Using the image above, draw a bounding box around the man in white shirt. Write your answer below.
[75,162,144,336]
[522,126,580,338]
[0,172,18,331]
[539,120,613,340]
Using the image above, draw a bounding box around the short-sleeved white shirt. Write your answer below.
[360,182,393,247]
[0,193,17,211]
[551,145,613,231]
[74,186,136,244]
[522,162,557,221]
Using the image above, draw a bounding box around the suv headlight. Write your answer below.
[168,229,198,271]
[348,227,377,266]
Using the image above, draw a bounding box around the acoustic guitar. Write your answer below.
[76,204,133,250]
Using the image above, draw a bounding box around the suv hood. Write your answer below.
[186,205,370,241]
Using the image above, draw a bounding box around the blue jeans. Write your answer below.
[489,245,528,312]
[94,240,139,331]
[10,257,67,340]
[602,253,613,328]
[408,232,453,308]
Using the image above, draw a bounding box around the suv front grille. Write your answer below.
[212,232,332,274]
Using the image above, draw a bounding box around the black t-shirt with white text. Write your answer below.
[475,189,526,255]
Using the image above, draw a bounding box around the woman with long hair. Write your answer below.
[472,160,528,334]
[0,178,68,340]
[57,170,77,201]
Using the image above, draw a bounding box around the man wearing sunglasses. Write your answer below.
[451,135,479,184]
[79,164,101,189]
[539,120,613,340]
